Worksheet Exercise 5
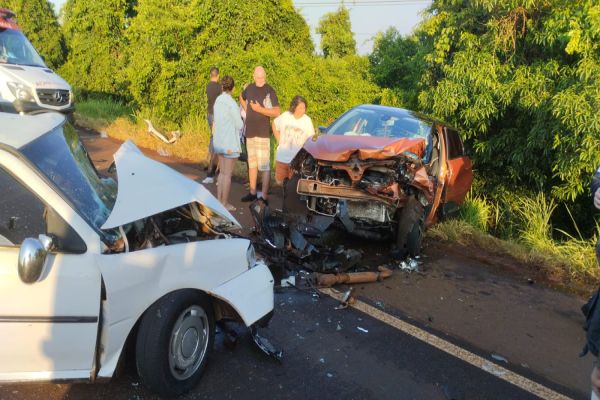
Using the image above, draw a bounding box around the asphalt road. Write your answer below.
[0,129,593,399]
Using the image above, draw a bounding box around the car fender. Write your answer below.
[95,238,274,378]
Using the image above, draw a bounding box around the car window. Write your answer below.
[327,107,432,141]
[0,167,46,247]
[444,128,464,159]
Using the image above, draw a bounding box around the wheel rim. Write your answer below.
[168,305,209,381]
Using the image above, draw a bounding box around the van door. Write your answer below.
[0,166,101,382]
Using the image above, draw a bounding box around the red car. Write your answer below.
[285,104,473,257]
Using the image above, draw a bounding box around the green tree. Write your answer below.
[59,0,135,96]
[124,0,317,122]
[316,5,356,58]
[370,0,600,206]
[370,28,425,109]
[5,0,66,69]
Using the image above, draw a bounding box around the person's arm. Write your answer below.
[240,89,248,112]
[272,120,281,143]
[232,101,243,135]
[249,101,280,118]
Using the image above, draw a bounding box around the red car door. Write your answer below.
[442,127,473,212]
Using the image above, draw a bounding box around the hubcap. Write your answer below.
[168,305,209,381]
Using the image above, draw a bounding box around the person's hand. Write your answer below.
[592,364,600,396]
[595,188,600,210]
[249,100,262,112]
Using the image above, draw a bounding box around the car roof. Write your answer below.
[0,112,65,150]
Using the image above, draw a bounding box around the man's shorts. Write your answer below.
[275,161,292,183]
[246,137,271,171]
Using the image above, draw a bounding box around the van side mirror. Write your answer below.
[18,234,53,284]
[318,126,328,134]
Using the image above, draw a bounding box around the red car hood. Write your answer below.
[303,135,426,162]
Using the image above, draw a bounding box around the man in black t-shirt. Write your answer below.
[239,66,280,202]
[204,66,222,184]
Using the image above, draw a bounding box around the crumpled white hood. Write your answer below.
[101,140,239,229]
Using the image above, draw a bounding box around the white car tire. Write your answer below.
[135,290,215,397]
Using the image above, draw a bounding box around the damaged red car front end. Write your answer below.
[287,104,473,257]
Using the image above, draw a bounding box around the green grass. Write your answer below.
[75,98,133,130]
[432,191,600,289]
[459,191,497,232]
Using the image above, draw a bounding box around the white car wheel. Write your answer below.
[136,290,215,397]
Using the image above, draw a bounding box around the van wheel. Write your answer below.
[395,196,425,258]
[135,290,215,397]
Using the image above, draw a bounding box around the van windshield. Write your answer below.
[0,28,46,67]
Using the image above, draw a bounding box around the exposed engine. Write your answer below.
[106,203,233,253]
[290,149,432,227]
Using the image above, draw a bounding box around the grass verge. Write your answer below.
[430,192,600,293]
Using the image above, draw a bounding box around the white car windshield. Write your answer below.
[21,123,117,233]
[0,28,46,67]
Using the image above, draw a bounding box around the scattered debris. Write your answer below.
[157,148,170,157]
[491,353,509,363]
[398,257,420,272]
[482,361,507,377]
[100,131,108,138]
[319,358,325,363]
[280,275,296,288]
[336,323,342,331]
[326,373,334,378]
[357,326,369,333]
[375,301,385,310]
[334,288,355,310]
[316,266,393,287]
[251,327,283,362]
[144,119,181,144]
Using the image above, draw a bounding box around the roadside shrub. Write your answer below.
[514,193,556,253]
[459,192,495,233]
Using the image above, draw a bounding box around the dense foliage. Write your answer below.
[316,5,356,58]
[5,0,66,69]
[59,0,134,96]
[371,0,600,208]
[59,0,376,124]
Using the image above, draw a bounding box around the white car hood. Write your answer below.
[101,140,239,229]
[0,64,70,90]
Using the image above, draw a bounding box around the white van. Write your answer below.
[0,9,73,115]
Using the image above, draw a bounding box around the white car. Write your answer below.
[0,112,274,396]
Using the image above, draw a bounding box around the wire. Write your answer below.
[296,0,429,6]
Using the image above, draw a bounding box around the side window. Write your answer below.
[0,167,46,246]
[445,128,464,160]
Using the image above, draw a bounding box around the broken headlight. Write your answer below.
[247,243,257,268]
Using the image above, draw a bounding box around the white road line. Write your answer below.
[320,288,572,400]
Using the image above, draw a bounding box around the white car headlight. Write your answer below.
[7,82,34,102]
[246,243,256,269]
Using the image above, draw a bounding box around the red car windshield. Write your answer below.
[327,107,432,141]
